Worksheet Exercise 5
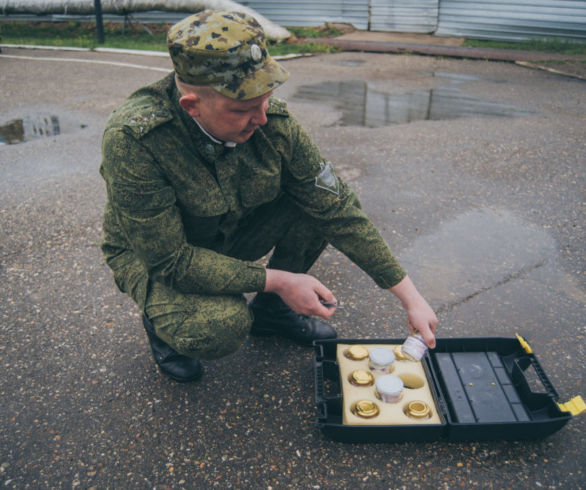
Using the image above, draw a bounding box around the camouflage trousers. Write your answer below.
[121,193,361,360]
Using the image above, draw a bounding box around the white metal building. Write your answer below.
[241,0,586,41]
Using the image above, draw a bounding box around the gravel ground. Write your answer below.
[0,46,584,489]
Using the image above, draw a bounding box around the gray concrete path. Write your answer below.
[0,45,584,488]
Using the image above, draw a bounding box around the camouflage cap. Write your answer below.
[167,10,289,100]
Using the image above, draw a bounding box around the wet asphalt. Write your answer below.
[0,46,584,488]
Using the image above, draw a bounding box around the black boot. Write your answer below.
[142,315,203,382]
[249,293,337,346]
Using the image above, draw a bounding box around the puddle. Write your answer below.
[338,60,366,67]
[398,208,556,307]
[292,79,532,127]
[433,71,506,84]
[0,115,87,145]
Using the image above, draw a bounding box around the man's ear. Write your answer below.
[179,93,201,118]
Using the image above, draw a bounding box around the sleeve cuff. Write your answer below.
[246,262,267,293]
[371,266,407,290]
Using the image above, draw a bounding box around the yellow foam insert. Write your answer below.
[338,344,442,426]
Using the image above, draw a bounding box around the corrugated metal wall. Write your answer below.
[435,0,586,41]
[240,0,369,29]
[370,0,438,33]
[9,0,583,41]
[243,0,586,41]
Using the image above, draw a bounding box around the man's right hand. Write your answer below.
[264,269,337,319]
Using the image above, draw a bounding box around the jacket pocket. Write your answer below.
[111,184,175,216]
[239,159,282,209]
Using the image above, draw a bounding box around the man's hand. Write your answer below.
[390,275,438,348]
[264,269,337,319]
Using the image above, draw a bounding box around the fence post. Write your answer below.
[94,0,105,44]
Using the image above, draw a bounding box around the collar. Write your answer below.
[192,118,237,148]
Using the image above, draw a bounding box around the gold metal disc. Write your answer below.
[344,345,369,360]
[348,369,375,386]
[351,400,380,418]
[405,400,431,419]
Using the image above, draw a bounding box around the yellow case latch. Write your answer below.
[558,396,586,416]
[516,333,533,354]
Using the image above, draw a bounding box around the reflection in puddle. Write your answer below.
[338,59,366,67]
[292,80,532,127]
[0,115,61,145]
[433,71,506,83]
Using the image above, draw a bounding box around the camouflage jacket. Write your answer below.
[100,73,405,297]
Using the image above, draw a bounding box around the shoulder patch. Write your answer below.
[315,161,340,195]
[267,97,290,117]
[106,93,173,139]
[123,102,173,138]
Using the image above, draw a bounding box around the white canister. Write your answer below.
[368,347,395,373]
[375,375,404,404]
[401,333,428,361]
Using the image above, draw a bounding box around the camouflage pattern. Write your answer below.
[144,282,252,361]
[100,73,406,358]
[167,10,289,100]
[136,193,329,360]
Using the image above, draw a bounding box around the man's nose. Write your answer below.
[251,107,268,126]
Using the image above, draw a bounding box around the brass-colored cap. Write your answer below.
[405,400,431,419]
[351,400,380,418]
[348,369,375,387]
[393,345,409,360]
[344,345,369,361]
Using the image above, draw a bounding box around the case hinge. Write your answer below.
[557,396,586,416]
[516,333,533,354]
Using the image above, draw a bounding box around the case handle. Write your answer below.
[313,342,325,360]
[513,356,558,398]
[314,360,325,401]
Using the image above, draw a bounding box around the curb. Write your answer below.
[0,44,166,56]
[0,43,311,61]
[515,60,586,81]
[0,43,90,51]
[2,42,584,80]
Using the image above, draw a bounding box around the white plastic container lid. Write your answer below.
[376,375,404,395]
[369,347,396,366]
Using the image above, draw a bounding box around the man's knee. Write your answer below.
[146,288,253,361]
[170,295,252,360]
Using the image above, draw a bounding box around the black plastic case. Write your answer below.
[313,337,574,442]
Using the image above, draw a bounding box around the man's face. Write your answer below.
[196,90,273,144]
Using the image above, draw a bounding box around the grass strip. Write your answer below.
[463,38,586,55]
[0,20,339,55]
[3,21,583,56]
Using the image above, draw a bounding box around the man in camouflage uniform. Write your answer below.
[100,10,438,382]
